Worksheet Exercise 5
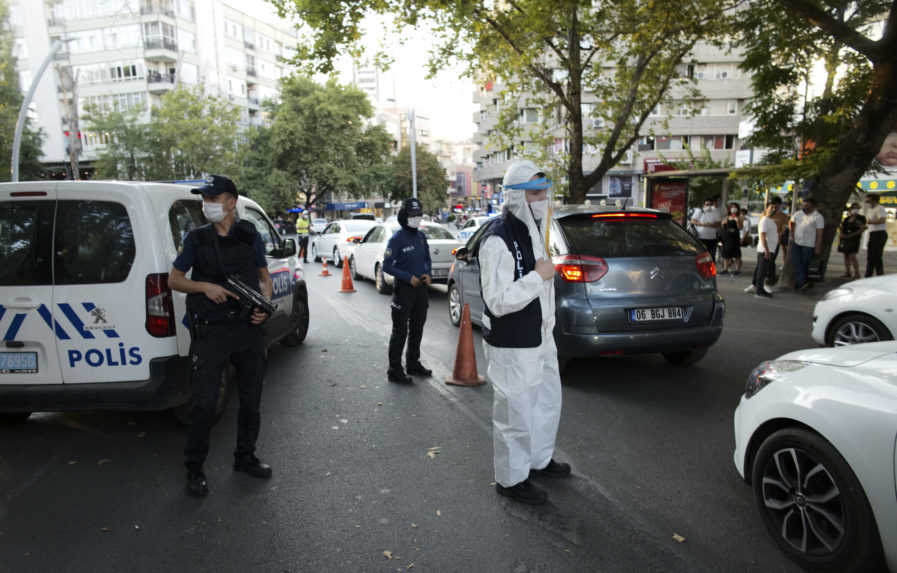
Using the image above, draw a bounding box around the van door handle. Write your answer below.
[7,298,41,310]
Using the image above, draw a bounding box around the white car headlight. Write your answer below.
[823,287,853,301]
[744,360,809,399]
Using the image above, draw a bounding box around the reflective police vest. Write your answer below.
[476,212,542,348]
[295,218,309,234]
[186,221,260,324]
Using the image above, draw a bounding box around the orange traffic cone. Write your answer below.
[320,258,332,277]
[446,303,485,386]
[338,256,356,293]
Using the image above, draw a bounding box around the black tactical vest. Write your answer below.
[186,221,261,324]
[476,212,543,348]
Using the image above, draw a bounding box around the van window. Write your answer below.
[169,199,205,251]
[559,215,701,258]
[54,201,136,284]
[0,201,54,286]
[242,207,279,255]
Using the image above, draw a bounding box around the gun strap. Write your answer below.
[210,227,229,280]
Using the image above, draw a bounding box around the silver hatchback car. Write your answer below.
[447,208,725,366]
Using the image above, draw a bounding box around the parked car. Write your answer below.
[447,208,725,366]
[350,213,376,221]
[733,341,897,573]
[0,181,310,424]
[310,219,377,267]
[348,222,462,294]
[456,215,497,241]
[812,274,897,346]
[309,218,328,234]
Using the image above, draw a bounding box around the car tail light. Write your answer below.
[553,255,608,282]
[696,252,716,280]
[346,235,363,242]
[10,191,48,197]
[146,273,176,337]
[591,212,657,220]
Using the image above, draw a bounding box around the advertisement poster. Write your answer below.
[651,181,688,226]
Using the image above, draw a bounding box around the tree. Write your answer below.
[391,144,448,213]
[0,0,44,181]
[268,0,738,202]
[736,1,897,267]
[82,104,148,180]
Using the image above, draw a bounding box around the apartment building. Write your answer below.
[8,0,298,174]
[472,43,753,206]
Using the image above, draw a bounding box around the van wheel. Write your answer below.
[0,412,32,424]
[375,264,392,295]
[281,287,310,347]
[173,364,235,426]
[662,347,709,366]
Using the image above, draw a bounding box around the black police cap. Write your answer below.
[191,174,238,197]
[402,197,423,217]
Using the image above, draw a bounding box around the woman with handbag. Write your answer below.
[838,203,866,278]
[720,202,744,275]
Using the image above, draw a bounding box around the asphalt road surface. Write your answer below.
[1,259,834,572]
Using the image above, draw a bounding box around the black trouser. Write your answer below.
[184,323,266,471]
[768,244,780,285]
[299,235,309,262]
[866,230,888,277]
[753,252,772,292]
[701,239,718,261]
[388,281,429,371]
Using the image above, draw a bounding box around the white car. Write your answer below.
[348,222,462,294]
[811,275,897,346]
[733,341,897,573]
[456,215,496,241]
[309,218,328,234]
[310,219,377,267]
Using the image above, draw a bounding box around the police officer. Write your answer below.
[383,197,433,384]
[168,175,274,497]
[295,213,310,263]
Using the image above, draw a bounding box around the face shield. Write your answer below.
[503,167,554,256]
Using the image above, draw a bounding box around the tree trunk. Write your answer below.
[565,6,586,204]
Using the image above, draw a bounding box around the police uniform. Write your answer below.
[172,175,272,495]
[383,198,432,383]
[295,216,310,262]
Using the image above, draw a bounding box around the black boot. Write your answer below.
[186,470,209,497]
[387,368,413,384]
[495,479,547,505]
[234,455,273,479]
[406,362,432,377]
[530,459,572,479]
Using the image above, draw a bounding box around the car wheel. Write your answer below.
[826,313,892,347]
[375,263,392,295]
[751,428,883,573]
[281,287,310,347]
[332,246,341,268]
[173,364,235,426]
[349,256,360,280]
[662,347,709,366]
[448,282,462,327]
[312,243,320,263]
[0,412,32,424]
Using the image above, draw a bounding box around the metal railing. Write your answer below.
[244,41,255,50]
[144,37,178,51]
[147,71,176,84]
[246,67,257,78]
[141,6,176,17]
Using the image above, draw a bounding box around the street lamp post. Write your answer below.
[409,108,417,199]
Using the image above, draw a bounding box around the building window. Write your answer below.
[725,134,736,149]
[638,136,655,151]
[727,100,738,115]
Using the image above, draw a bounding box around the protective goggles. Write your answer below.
[504,176,553,190]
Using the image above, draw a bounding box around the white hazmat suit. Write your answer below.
[479,161,562,488]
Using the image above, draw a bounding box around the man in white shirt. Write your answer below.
[690,198,722,261]
[864,193,888,277]
[788,197,825,290]
[750,202,780,298]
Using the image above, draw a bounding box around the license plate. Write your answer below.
[431,268,448,278]
[0,352,38,374]
[630,307,683,322]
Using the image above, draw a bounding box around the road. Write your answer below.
[0,258,829,572]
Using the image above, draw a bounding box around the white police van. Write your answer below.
[0,181,309,424]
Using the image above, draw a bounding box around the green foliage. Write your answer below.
[0,0,44,181]
[82,104,148,180]
[268,0,737,202]
[391,144,447,213]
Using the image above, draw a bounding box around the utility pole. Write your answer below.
[409,108,417,199]
[61,66,81,179]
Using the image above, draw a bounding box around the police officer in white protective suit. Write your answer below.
[477,160,571,505]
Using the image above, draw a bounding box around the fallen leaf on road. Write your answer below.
[360,384,367,389]
[377,402,383,406]
[133,524,141,531]
[340,419,348,424]
[137,432,146,438]
[68,460,78,465]
[435,509,441,517]
[489,482,496,486]
[321,348,328,353]
[98,459,112,466]
[383,550,394,560]
[100,527,111,533]
[672,533,686,543]
[410,523,417,528]
[407,564,414,570]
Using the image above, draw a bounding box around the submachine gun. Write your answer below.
[226,275,278,321]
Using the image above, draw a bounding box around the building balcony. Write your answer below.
[141,6,176,17]
[246,67,258,78]
[248,97,260,109]
[147,71,176,92]
[144,37,178,60]
[244,41,255,51]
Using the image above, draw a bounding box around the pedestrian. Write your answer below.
[745,197,788,294]
[751,202,780,298]
[864,193,888,277]
[168,175,274,498]
[740,207,752,248]
[837,202,866,279]
[720,202,743,275]
[478,160,569,506]
[690,198,723,261]
[789,197,824,291]
[767,196,789,289]
[295,213,310,263]
[383,197,433,384]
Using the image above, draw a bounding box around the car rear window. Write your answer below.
[559,215,702,258]
[420,225,455,240]
[54,200,136,284]
[345,221,375,233]
[0,201,54,286]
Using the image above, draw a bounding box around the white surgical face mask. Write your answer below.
[703,205,713,212]
[203,201,227,223]
[850,208,859,215]
[529,199,549,221]
[407,216,422,229]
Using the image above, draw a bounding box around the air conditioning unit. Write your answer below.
[619,148,634,164]
[591,118,604,129]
